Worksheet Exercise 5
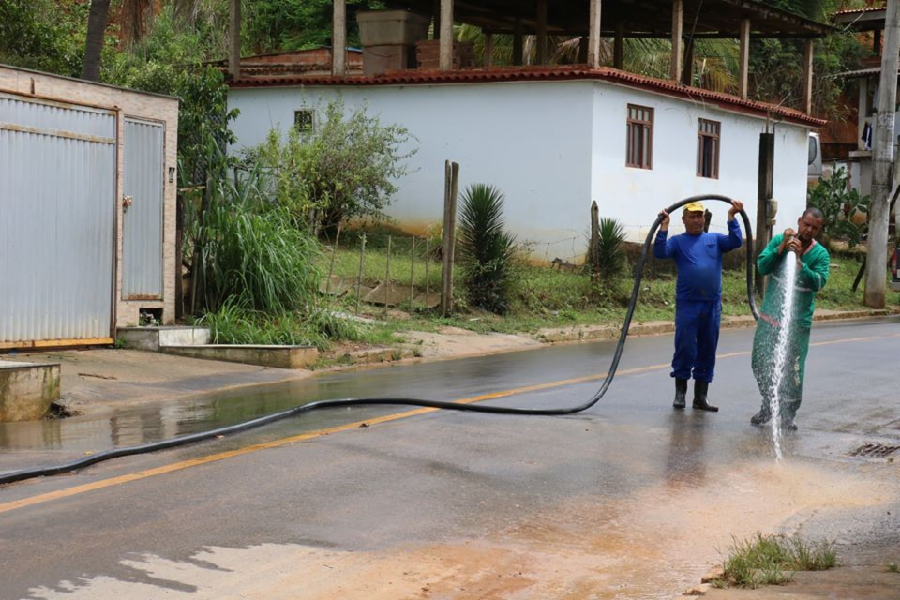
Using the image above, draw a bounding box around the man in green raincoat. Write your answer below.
[750,207,829,430]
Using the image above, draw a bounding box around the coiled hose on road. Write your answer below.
[0,195,759,486]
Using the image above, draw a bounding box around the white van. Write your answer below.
[807,131,822,187]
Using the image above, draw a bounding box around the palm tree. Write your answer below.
[82,0,111,81]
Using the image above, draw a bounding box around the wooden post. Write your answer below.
[441,161,459,317]
[440,0,454,70]
[356,233,367,314]
[484,33,493,68]
[384,235,392,315]
[433,0,441,39]
[801,39,814,115]
[514,17,524,66]
[739,19,750,100]
[410,236,416,306]
[590,201,600,283]
[229,0,241,79]
[536,0,548,66]
[325,221,342,295]
[588,0,602,68]
[681,35,694,86]
[669,0,683,82]
[332,0,347,76]
[614,22,624,69]
[756,132,775,297]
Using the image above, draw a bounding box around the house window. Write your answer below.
[626,104,653,169]
[697,118,720,179]
[294,110,315,134]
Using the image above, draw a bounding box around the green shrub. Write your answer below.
[807,166,870,248]
[458,184,518,314]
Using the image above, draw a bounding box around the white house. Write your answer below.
[228,67,822,262]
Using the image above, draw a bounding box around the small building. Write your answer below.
[224,0,828,260]
[0,65,179,349]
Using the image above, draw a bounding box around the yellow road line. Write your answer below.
[0,362,667,515]
[3,331,898,514]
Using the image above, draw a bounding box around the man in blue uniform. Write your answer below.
[653,201,744,411]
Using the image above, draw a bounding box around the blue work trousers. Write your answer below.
[671,300,722,383]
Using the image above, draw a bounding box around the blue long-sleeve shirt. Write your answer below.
[653,219,743,302]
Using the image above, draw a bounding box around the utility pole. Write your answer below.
[865,0,900,308]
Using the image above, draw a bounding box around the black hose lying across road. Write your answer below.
[0,195,758,486]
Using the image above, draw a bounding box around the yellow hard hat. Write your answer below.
[683,202,705,213]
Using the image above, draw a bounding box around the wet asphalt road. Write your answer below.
[0,318,898,599]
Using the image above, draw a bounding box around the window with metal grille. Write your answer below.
[626,104,653,169]
[697,118,720,179]
[294,109,315,134]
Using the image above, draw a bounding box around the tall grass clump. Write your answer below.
[194,172,323,314]
[716,533,837,589]
[458,184,517,314]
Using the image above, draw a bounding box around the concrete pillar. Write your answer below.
[332,0,347,76]
[669,0,683,82]
[802,39,814,114]
[484,33,493,68]
[537,0,548,65]
[739,19,750,99]
[588,0,602,68]
[614,22,624,69]
[440,0,454,70]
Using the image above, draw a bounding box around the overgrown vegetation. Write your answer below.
[808,166,871,248]
[242,100,414,235]
[457,184,518,315]
[714,533,837,589]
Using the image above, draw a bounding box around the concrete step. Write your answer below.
[160,344,318,369]
[117,326,211,351]
[0,360,60,422]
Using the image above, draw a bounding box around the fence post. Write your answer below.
[410,236,416,307]
[384,235,392,315]
[441,160,459,317]
[425,236,430,306]
[325,220,342,295]
[590,200,600,283]
[356,233,366,314]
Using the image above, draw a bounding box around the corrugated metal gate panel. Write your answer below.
[0,95,115,343]
[122,118,164,299]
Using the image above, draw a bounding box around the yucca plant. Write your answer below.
[458,184,517,314]
[596,217,627,283]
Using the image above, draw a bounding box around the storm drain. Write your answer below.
[848,443,900,458]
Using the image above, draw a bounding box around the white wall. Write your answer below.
[229,80,810,262]
[591,83,809,242]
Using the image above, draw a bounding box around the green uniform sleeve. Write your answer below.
[799,246,830,292]
[757,234,785,276]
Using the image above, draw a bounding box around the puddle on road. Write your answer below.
[25,460,895,600]
[0,377,397,456]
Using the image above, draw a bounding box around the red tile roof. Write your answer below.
[834,5,886,15]
[229,66,825,127]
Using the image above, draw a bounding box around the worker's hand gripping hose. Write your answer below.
[0,195,758,486]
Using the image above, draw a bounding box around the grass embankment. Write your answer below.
[318,241,897,339]
[204,241,897,357]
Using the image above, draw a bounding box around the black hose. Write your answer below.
[0,195,758,486]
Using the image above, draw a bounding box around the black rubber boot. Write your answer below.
[750,406,772,426]
[673,378,688,409]
[692,380,718,412]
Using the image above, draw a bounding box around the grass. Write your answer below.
[887,562,899,573]
[197,239,900,353]
[714,533,838,589]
